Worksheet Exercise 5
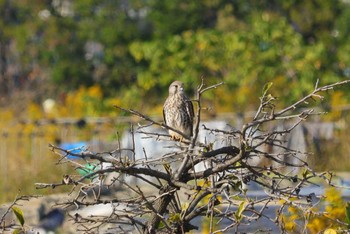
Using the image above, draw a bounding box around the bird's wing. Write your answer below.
[186,98,195,133]
[185,97,194,120]
[163,100,168,125]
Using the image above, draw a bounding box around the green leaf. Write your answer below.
[168,212,181,223]
[302,169,310,179]
[262,82,273,96]
[345,202,350,224]
[12,206,25,226]
[12,228,25,234]
[12,229,22,234]
[231,181,242,191]
[235,200,247,221]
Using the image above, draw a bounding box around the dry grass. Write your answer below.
[310,125,350,171]
[0,121,118,203]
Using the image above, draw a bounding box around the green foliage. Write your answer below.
[1,0,350,112]
[234,200,247,221]
[129,11,335,110]
[12,206,25,227]
[345,203,350,225]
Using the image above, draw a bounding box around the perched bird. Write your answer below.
[163,81,194,141]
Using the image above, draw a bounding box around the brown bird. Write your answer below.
[163,81,194,141]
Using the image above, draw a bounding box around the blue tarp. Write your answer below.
[59,141,87,160]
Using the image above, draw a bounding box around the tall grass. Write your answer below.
[0,121,119,203]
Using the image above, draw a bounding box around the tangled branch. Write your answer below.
[36,79,350,233]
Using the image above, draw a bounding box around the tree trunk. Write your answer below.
[146,185,175,234]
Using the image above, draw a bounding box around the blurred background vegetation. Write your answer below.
[0,0,350,202]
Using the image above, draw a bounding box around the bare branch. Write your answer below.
[114,105,191,141]
[36,79,350,233]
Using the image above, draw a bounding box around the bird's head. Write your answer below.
[168,80,184,95]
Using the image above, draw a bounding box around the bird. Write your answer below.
[163,80,194,141]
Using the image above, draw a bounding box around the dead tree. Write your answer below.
[34,79,350,233]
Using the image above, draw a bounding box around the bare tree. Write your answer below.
[33,79,350,233]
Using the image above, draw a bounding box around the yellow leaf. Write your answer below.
[12,206,25,226]
[181,202,189,210]
[324,229,337,234]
